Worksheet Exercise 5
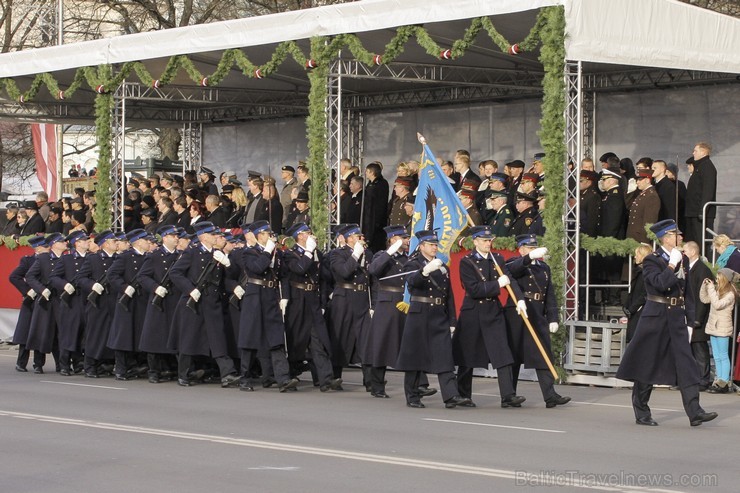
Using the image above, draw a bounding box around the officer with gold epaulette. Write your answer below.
[509,191,539,237]
[486,190,513,237]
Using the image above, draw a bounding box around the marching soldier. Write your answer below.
[395,230,471,409]
[453,226,526,408]
[77,230,118,377]
[138,225,182,383]
[10,235,49,372]
[617,220,718,427]
[281,223,341,392]
[50,230,91,375]
[235,220,299,392]
[487,190,513,237]
[509,191,539,237]
[505,235,571,408]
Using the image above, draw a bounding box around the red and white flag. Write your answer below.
[31,123,58,202]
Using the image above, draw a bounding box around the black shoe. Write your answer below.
[148,375,160,384]
[100,363,114,375]
[371,391,390,399]
[445,396,473,409]
[177,379,191,387]
[73,365,84,374]
[457,400,476,407]
[239,382,254,392]
[262,377,277,388]
[160,370,176,381]
[187,369,205,383]
[279,378,300,393]
[407,401,425,408]
[114,374,130,381]
[15,365,28,372]
[635,417,658,426]
[545,394,571,408]
[85,372,99,379]
[33,367,44,374]
[706,385,729,394]
[221,373,241,388]
[418,387,438,397]
[59,368,72,376]
[501,395,526,408]
[134,365,148,376]
[690,412,718,427]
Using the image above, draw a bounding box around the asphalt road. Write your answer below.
[1,350,738,493]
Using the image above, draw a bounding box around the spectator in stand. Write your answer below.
[140,208,158,234]
[596,168,626,305]
[189,201,206,227]
[19,201,45,235]
[204,194,228,228]
[504,160,525,212]
[626,169,660,244]
[83,191,96,232]
[598,152,618,170]
[2,203,21,236]
[69,210,88,234]
[363,161,389,253]
[700,268,738,394]
[653,160,678,223]
[454,150,481,188]
[441,160,461,192]
[623,243,651,342]
[36,192,50,222]
[46,206,64,234]
[579,170,600,237]
[518,173,539,196]
[685,142,717,244]
[157,197,177,226]
[388,177,413,227]
[62,210,74,235]
[581,158,595,172]
[260,178,284,235]
[61,197,72,211]
[68,166,79,178]
[228,185,248,228]
[458,189,482,228]
[666,163,687,233]
[172,196,191,231]
[713,234,740,272]
[15,209,28,233]
[685,241,713,390]
[297,165,311,193]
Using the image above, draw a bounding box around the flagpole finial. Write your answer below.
[417,133,427,145]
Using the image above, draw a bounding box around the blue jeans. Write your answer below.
[710,336,731,382]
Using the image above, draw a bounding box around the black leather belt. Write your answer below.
[247,278,277,289]
[524,291,544,301]
[379,285,404,293]
[410,295,446,305]
[336,282,367,291]
[646,294,684,306]
[290,281,316,291]
[476,297,499,304]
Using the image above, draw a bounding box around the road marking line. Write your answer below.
[248,466,301,471]
[0,409,685,493]
[423,418,566,434]
[40,380,127,390]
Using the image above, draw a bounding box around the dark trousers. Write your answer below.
[178,353,235,381]
[114,350,136,376]
[632,382,703,421]
[684,216,713,246]
[308,330,334,386]
[59,349,82,372]
[371,367,429,394]
[691,341,712,387]
[16,344,45,370]
[241,348,289,385]
[147,353,169,378]
[404,371,457,404]
[457,365,516,401]
[512,365,557,400]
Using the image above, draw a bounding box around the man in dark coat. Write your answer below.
[596,168,626,304]
[77,230,117,377]
[395,230,471,409]
[453,226,526,408]
[19,201,46,235]
[235,220,299,392]
[341,176,363,225]
[653,160,677,224]
[137,225,182,383]
[684,240,713,390]
[362,162,389,253]
[505,235,571,409]
[684,143,717,244]
[205,195,229,229]
[157,197,178,227]
[579,170,601,237]
[509,191,539,237]
[281,223,341,392]
[284,191,311,230]
[50,230,90,375]
[198,166,219,197]
[616,220,717,427]
[10,235,49,372]
[504,160,525,213]
[486,191,513,238]
[626,169,660,244]
[259,181,284,235]
[666,162,687,233]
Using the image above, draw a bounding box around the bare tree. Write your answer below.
[0,122,36,193]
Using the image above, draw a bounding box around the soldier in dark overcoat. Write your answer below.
[50,230,91,375]
[487,191,513,238]
[453,226,526,408]
[616,220,717,427]
[505,235,571,409]
[25,233,67,373]
[395,230,471,409]
[328,223,372,383]
[107,229,151,380]
[596,168,626,304]
[578,170,601,237]
[626,169,660,244]
[169,221,240,388]
[77,230,117,377]
[509,191,539,237]
[137,225,182,382]
[281,223,341,392]
[235,220,299,392]
[10,235,49,372]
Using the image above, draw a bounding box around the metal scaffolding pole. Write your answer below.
[111,83,127,232]
[326,57,343,245]
[182,122,203,172]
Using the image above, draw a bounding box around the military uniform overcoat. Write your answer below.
[138,246,180,354]
[626,186,660,243]
[50,250,88,353]
[25,252,62,353]
[366,250,408,367]
[77,251,116,360]
[107,249,149,352]
[10,255,36,346]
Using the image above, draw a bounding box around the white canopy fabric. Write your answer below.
[0,0,737,79]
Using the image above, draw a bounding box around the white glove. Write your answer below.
[264,239,276,254]
[450,326,456,335]
[549,322,559,333]
[279,299,288,315]
[189,288,201,302]
[687,325,693,344]
[497,275,510,288]
[422,258,443,276]
[387,239,403,256]
[154,286,168,298]
[63,283,75,295]
[668,248,682,267]
[516,299,528,318]
[529,247,548,260]
[369,309,375,318]
[352,242,364,260]
[91,283,104,295]
[213,250,230,267]
[233,285,245,299]
[124,285,136,297]
[27,289,37,299]
[305,236,317,253]
[42,288,51,300]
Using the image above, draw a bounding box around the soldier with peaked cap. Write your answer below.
[453,226,527,408]
[486,190,513,237]
[235,220,299,392]
[505,234,570,409]
[395,230,472,409]
[578,169,601,237]
[328,223,373,384]
[137,225,182,383]
[50,230,91,375]
[626,169,660,244]
[25,233,68,373]
[281,222,342,392]
[107,228,151,380]
[10,235,49,373]
[509,191,539,237]
[169,221,241,387]
[504,159,526,212]
[77,230,118,377]
[198,166,219,197]
[617,220,717,427]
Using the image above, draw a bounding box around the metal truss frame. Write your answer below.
[564,60,583,322]
[326,59,343,244]
[111,83,127,232]
[182,122,203,172]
